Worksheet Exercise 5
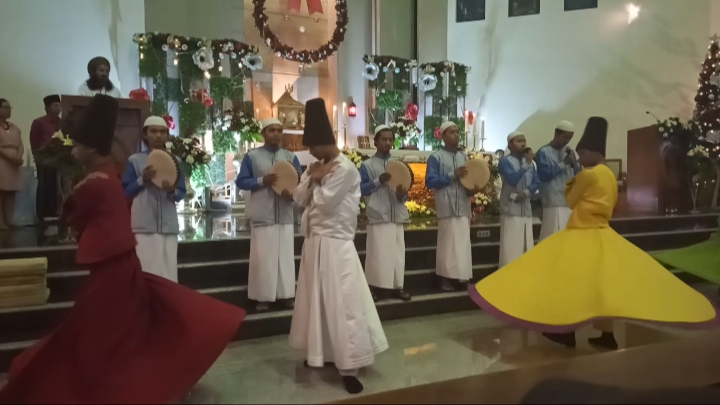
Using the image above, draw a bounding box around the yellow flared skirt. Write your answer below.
[469,227,718,333]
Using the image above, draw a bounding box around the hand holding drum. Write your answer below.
[146,150,179,192]
[269,161,301,197]
[459,159,490,193]
[385,161,414,195]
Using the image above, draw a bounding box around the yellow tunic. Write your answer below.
[469,164,717,332]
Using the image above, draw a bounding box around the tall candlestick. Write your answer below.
[342,102,347,127]
[333,105,338,131]
[480,118,486,152]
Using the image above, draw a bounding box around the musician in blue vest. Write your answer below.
[236,118,302,311]
[360,125,411,303]
[426,121,480,292]
[498,131,540,268]
[536,121,580,241]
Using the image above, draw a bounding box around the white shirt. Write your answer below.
[294,154,360,241]
[78,82,123,98]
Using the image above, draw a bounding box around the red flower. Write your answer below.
[434,127,442,140]
[161,115,176,130]
[202,89,213,107]
[129,88,150,101]
[405,102,419,122]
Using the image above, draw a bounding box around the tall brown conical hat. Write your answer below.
[70,94,118,156]
[302,98,336,147]
[576,116,607,156]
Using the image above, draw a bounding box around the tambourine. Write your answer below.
[459,159,491,190]
[270,160,301,194]
[147,149,179,189]
[386,160,414,191]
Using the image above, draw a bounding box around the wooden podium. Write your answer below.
[626,125,691,213]
[60,96,151,169]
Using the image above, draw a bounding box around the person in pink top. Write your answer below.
[0,98,24,230]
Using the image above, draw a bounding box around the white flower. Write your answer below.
[186,156,195,164]
[242,53,263,71]
[363,62,380,81]
[659,126,665,132]
[419,74,438,92]
[193,47,215,71]
[165,142,173,149]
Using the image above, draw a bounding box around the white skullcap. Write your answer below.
[507,131,524,142]
[440,121,458,133]
[374,125,391,136]
[261,118,282,130]
[556,120,575,132]
[143,116,168,129]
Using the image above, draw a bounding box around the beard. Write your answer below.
[86,76,114,91]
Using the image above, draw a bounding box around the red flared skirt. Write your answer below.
[0,251,245,404]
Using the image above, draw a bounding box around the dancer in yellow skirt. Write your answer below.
[469,117,718,350]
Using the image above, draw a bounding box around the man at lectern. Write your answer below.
[78,56,123,98]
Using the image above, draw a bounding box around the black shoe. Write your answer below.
[588,332,618,350]
[542,332,576,348]
[342,376,364,394]
[255,302,270,311]
[395,289,411,302]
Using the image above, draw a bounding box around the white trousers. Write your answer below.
[135,233,179,282]
[436,217,473,281]
[248,224,296,302]
[539,206,572,241]
[365,223,405,289]
[498,215,534,268]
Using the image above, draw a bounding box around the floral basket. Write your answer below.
[34,131,85,204]
[467,151,501,217]
[341,147,370,169]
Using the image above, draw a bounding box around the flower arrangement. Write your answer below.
[390,117,422,147]
[405,200,435,219]
[166,136,211,172]
[341,147,370,169]
[33,131,84,180]
[467,151,501,217]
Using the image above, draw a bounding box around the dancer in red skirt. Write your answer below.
[0,94,245,404]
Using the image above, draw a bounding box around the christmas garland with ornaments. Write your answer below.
[252,0,348,66]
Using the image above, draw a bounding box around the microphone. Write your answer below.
[646,111,661,122]
[565,146,573,155]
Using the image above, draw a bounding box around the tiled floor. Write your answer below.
[180,311,706,404]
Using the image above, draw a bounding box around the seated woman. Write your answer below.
[469,117,718,350]
[0,95,245,404]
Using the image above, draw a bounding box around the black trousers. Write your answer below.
[36,165,59,221]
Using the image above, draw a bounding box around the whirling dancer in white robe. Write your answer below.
[536,121,580,241]
[289,98,388,395]
[236,118,302,311]
[360,125,411,303]
[426,121,480,292]
[498,132,540,267]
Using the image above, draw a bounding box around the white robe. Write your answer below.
[248,224,296,302]
[365,223,406,289]
[539,206,572,241]
[135,233,178,282]
[498,215,534,268]
[436,217,473,281]
[290,155,388,371]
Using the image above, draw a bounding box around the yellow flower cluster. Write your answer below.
[405,200,434,217]
[342,147,365,168]
[474,192,490,206]
[52,131,73,146]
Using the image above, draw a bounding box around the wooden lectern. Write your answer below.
[626,125,691,213]
[60,96,151,170]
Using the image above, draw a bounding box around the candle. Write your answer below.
[342,102,347,127]
[481,118,486,140]
[472,116,479,150]
[333,105,338,131]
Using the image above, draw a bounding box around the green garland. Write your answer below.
[209,76,244,102]
[179,101,208,136]
[376,90,403,111]
[212,130,237,154]
[420,61,470,99]
[423,116,465,150]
